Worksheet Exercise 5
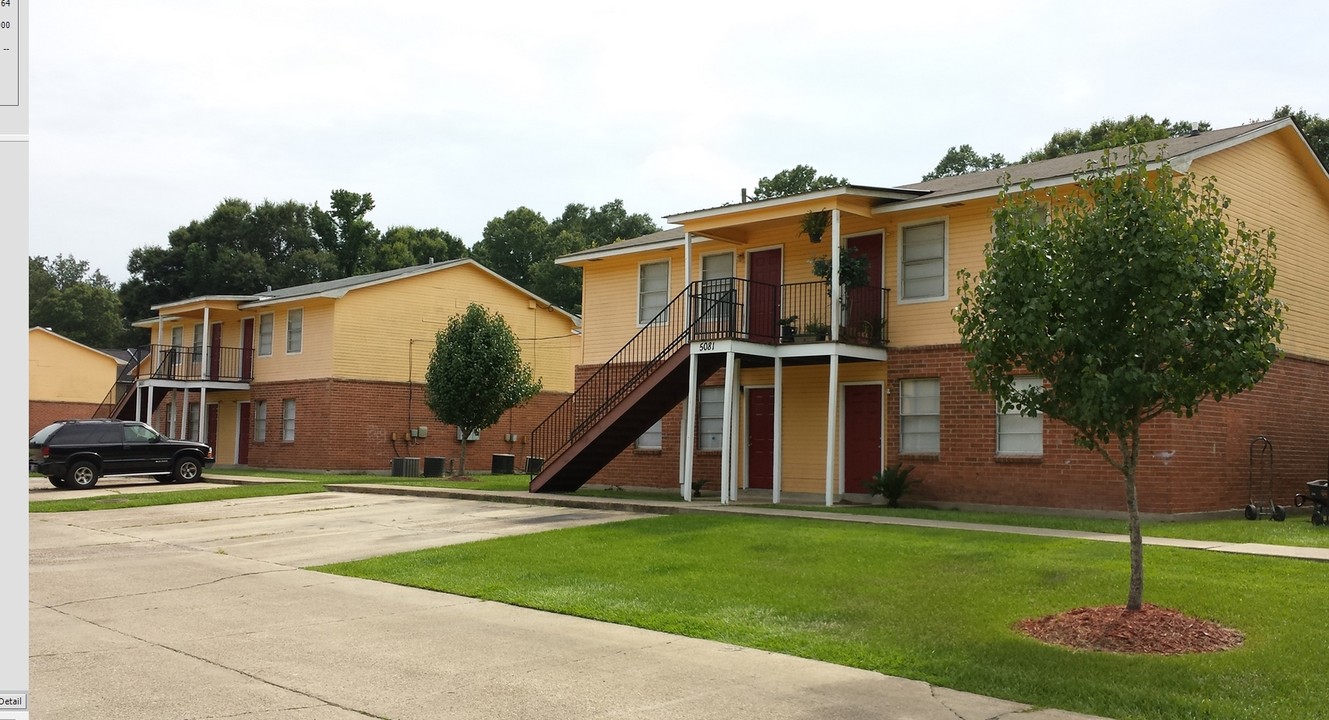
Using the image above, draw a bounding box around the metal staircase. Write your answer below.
[528,282,727,493]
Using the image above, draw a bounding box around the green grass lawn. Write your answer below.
[314,513,1327,720]
[777,504,1329,549]
[29,482,323,512]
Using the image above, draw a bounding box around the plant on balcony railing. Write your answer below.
[810,246,870,292]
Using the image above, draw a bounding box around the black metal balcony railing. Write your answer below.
[139,344,255,383]
[527,277,889,476]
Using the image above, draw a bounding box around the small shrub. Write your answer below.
[866,463,919,508]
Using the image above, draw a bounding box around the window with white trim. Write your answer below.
[901,221,946,301]
[997,376,1043,455]
[191,323,204,366]
[254,400,267,443]
[636,419,663,450]
[900,378,941,454]
[286,309,303,354]
[170,326,185,374]
[698,386,724,451]
[638,261,669,325]
[699,253,735,325]
[282,399,296,442]
[258,313,274,356]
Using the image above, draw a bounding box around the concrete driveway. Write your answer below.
[30,492,1108,720]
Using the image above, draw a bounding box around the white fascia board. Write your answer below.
[556,236,688,265]
[665,186,921,224]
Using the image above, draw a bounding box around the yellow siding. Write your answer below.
[332,263,579,392]
[1190,130,1329,361]
[736,361,888,494]
[251,300,337,382]
[28,329,121,403]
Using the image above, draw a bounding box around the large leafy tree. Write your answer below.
[922,144,1008,181]
[1019,114,1211,163]
[473,200,658,313]
[310,189,379,278]
[424,304,541,476]
[29,255,128,348]
[368,226,468,272]
[750,165,849,200]
[954,148,1283,611]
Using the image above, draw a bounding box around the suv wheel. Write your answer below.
[173,456,202,483]
[65,460,100,489]
[47,476,67,489]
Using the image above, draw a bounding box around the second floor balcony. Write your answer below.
[136,343,255,384]
[687,277,888,349]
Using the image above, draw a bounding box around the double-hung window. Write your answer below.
[997,376,1043,455]
[900,221,946,301]
[282,399,296,442]
[900,378,941,454]
[636,419,663,450]
[254,400,267,443]
[258,313,274,356]
[699,253,735,328]
[286,309,303,354]
[638,261,669,325]
[698,386,724,451]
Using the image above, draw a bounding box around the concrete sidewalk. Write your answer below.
[32,491,1111,720]
[202,475,1329,564]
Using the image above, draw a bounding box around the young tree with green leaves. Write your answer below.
[424,304,541,475]
[750,165,849,200]
[953,148,1284,611]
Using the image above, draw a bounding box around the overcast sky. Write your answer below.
[28,0,1329,285]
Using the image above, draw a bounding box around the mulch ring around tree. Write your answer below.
[1016,604,1244,655]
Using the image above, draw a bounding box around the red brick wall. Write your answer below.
[28,401,101,437]
[146,379,570,474]
[885,345,1329,515]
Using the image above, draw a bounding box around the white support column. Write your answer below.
[772,357,783,505]
[830,209,842,343]
[824,353,840,506]
[681,351,699,501]
[729,358,741,501]
[180,388,190,439]
[719,351,737,505]
[684,232,694,327]
[201,308,211,445]
[145,386,154,426]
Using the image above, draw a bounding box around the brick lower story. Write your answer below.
[28,401,102,437]
[570,349,1328,514]
[886,346,1329,515]
[147,379,570,475]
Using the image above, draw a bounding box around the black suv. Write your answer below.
[29,419,215,489]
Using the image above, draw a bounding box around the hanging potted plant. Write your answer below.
[799,210,830,244]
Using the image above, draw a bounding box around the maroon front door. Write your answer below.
[241,318,255,380]
[843,384,882,493]
[237,402,251,464]
[748,248,782,343]
[206,404,220,454]
[846,234,884,340]
[209,323,223,380]
[747,388,775,489]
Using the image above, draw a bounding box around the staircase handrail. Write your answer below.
[529,282,705,470]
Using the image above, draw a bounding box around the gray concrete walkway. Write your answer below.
[31,491,1109,720]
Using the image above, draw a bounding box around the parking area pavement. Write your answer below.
[30,491,1109,720]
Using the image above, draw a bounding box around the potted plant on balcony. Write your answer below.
[799,210,830,244]
[779,315,798,344]
[803,321,831,342]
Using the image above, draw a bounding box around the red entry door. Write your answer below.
[846,234,884,339]
[748,248,782,343]
[237,402,251,464]
[209,323,223,380]
[843,385,882,493]
[241,318,255,380]
[747,388,775,489]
